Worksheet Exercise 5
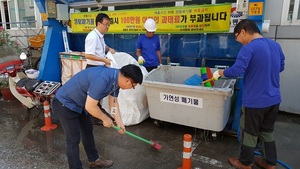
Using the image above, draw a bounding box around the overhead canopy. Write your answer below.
[69,0,187,8]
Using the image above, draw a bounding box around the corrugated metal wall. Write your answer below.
[70,33,241,67]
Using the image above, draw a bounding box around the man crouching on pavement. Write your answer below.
[52,64,143,169]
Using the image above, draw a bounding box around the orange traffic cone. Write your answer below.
[41,100,57,131]
[178,134,192,169]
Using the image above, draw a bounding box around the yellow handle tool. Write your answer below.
[201,78,214,84]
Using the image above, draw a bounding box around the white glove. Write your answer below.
[213,70,221,80]
[138,56,145,65]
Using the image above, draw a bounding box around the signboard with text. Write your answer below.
[70,4,231,34]
[249,2,263,16]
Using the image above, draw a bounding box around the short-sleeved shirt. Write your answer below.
[55,66,119,114]
[85,28,106,66]
[136,34,161,67]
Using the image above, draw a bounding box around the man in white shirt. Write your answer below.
[84,13,116,125]
[85,13,115,68]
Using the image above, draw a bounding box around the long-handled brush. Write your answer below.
[112,125,162,150]
[200,67,215,87]
[201,78,214,84]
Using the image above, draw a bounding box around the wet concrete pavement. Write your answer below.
[0,98,299,169]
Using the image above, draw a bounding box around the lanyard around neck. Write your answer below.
[112,70,118,104]
[94,30,105,52]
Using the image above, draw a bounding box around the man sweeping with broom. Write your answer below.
[52,64,143,169]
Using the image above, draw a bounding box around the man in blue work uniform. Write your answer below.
[213,19,285,169]
[52,64,143,169]
[136,18,162,72]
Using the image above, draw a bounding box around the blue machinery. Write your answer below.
[34,0,67,82]
[34,0,265,132]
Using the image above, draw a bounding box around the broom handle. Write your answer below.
[202,78,213,84]
[112,125,154,145]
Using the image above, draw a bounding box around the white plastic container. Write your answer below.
[142,65,236,131]
[25,69,40,79]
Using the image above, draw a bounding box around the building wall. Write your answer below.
[264,0,283,26]
[264,0,300,114]
[264,26,300,114]
[277,39,300,114]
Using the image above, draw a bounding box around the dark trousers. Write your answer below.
[239,104,279,166]
[145,66,157,72]
[52,98,99,169]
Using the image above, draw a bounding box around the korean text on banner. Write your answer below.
[71,4,232,34]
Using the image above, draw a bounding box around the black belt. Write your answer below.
[86,64,99,68]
